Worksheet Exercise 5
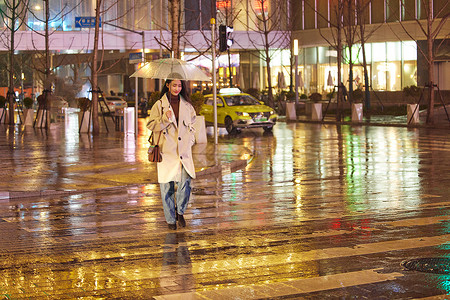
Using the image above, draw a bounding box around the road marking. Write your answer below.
[385,215,450,227]
[110,234,450,281]
[153,269,404,299]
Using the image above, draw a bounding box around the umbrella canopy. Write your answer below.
[253,72,260,90]
[327,71,333,86]
[130,58,211,81]
[239,71,245,90]
[298,71,304,89]
[277,72,286,90]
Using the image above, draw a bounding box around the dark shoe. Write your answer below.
[177,212,186,227]
[168,223,177,230]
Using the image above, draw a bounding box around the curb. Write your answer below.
[292,118,450,129]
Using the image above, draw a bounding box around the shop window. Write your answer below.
[434,0,450,18]
[372,43,386,62]
[371,0,385,23]
[403,61,417,88]
[401,0,416,21]
[402,41,417,61]
[305,47,317,65]
[304,0,316,29]
[386,0,400,22]
[317,0,328,28]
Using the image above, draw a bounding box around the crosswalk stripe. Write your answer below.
[111,234,450,281]
[153,269,404,299]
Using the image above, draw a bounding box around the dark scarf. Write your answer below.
[168,93,180,124]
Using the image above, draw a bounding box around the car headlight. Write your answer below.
[235,112,249,117]
[270,110,274,115]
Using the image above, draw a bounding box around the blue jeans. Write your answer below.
[160,166,192,224]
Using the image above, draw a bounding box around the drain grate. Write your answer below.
[401,258,450,274]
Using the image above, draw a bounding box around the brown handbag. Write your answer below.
[148,103,163,163]
[148,137,162,162]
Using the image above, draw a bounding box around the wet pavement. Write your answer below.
[1,111,450,299]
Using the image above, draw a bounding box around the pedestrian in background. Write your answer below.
[147,77,197,230]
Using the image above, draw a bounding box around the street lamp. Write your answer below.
[293,39,299,104]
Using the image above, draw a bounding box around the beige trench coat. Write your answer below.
[147,93,196,183]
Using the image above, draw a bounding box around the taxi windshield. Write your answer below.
[223,95,261,106]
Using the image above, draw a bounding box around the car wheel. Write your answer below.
[225,116,237,134]
[263,126,273,132]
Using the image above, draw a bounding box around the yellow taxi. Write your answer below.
[200,88,278,134]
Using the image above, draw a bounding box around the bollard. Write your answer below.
[123,107,135,134]
[352,103,363,122]
[407,104,419,124]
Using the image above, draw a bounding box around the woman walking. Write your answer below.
[147,77,196,230]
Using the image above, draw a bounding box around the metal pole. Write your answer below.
[211,18,218,144]
[135,65,139,137]
[294,39,299,104]
[134,32,145,139]
[295,55,299,104]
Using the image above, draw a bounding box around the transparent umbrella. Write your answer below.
[130,58,211,81]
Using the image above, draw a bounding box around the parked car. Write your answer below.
[200,88,278,134]
[99,96,127,115]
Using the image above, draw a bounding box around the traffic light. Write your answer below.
[219,25,233,52]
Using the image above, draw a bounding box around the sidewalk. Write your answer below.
[0,111,253,199]
[295,104,450,128]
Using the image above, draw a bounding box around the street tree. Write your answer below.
[27,0,79,127]
[395,0,449,124]
[0,0,29,125]
[241,0,291,108]
[355,0,376,110]
[342,0,358,103]
[314,0,345,121]
[89,0,132,134]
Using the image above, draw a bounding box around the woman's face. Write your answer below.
[167,80,182,97]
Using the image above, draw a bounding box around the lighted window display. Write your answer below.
[319,65,338,93]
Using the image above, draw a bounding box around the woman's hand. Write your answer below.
[166,110,173,120]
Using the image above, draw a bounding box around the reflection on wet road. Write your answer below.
[0,121,449,299]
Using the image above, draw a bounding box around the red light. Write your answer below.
[216,0,231,9]
[254,0,269,12]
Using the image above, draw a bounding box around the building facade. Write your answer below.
[0,0,448,100]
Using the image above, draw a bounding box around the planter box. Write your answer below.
[23,109,35,126]
[352,103,363,122]
[0,108,8,123]
[79,111,92,132]
[309,103,322,121]
[194,115,207,144]
[407,104,419,124]
[286,102,297,121]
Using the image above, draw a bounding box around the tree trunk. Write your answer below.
[44,0,51,128]
[336,2,343,121]
[171,0,180,58]
[8,0,16,125]
[91,0,101,134]
[359,9,370,110]
[425,0,434,124]
[261,0,274,108]
[347,0,354,103]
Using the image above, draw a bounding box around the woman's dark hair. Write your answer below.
[161,79,191,104]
